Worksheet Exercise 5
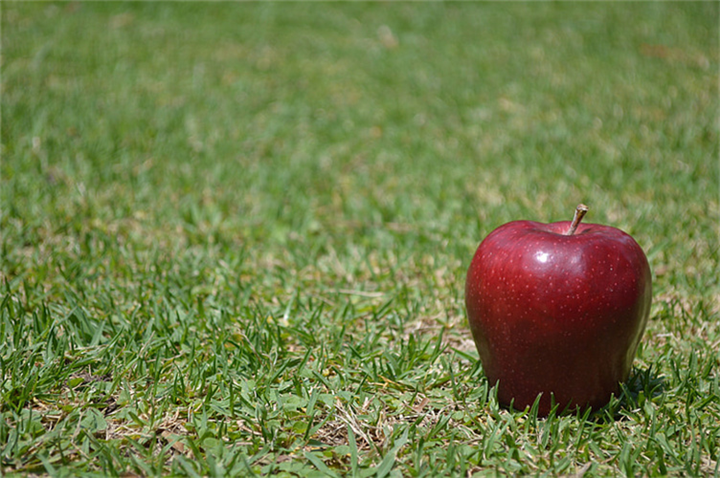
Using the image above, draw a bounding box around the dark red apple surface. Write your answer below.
[465,205,652,415]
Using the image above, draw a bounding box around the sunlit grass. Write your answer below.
[2,2,718,476]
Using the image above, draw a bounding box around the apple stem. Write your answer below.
[565,204,589,235]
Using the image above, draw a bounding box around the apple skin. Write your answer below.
[465,219,652,416]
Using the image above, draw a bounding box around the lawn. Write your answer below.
[2,2,718,476]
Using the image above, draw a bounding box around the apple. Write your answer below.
[465,205,652,416]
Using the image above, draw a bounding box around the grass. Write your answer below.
[1,2,718,476]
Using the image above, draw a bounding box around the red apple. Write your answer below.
[465,205,652,416]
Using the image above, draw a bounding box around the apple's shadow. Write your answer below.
[592,366,666,423]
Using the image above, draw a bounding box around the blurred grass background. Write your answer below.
[2,2,719,476]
